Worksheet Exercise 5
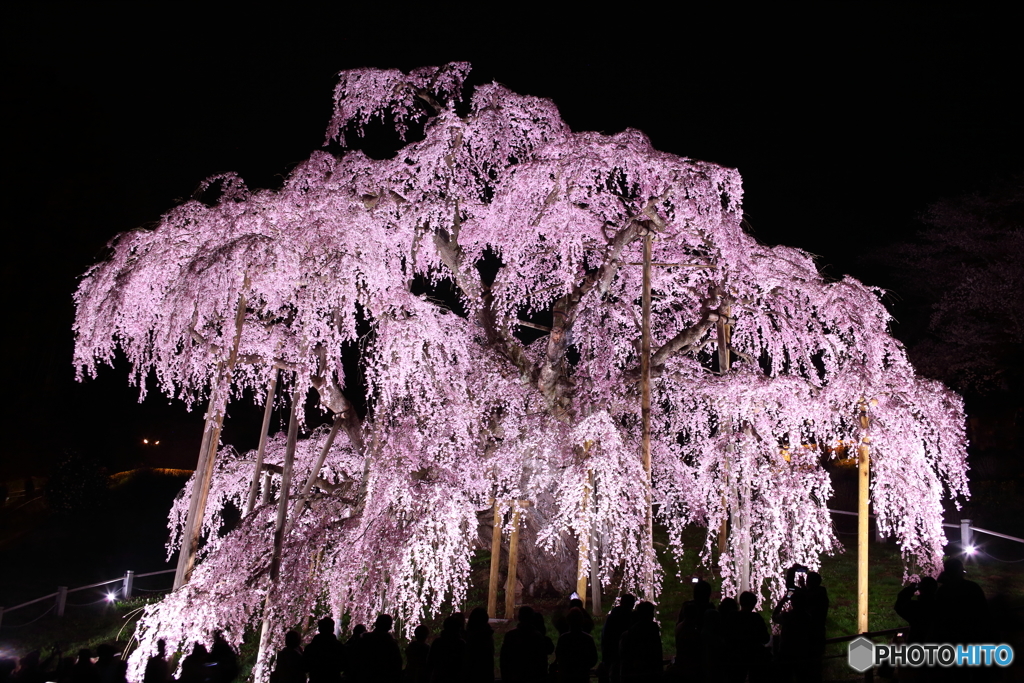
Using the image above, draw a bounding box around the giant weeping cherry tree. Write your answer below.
[74,63,968,677]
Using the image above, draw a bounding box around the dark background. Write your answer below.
[2,5,1020,476]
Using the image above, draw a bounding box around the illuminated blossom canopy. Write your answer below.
[73,63,968,674]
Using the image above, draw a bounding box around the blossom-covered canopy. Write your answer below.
[73,63,967,673]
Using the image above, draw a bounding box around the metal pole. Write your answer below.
[123,571,134,600]
[857,403,871,635]
[640,229,655,599]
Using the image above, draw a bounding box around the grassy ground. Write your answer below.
[3,525,1021,682]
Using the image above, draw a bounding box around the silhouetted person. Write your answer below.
[619,602,661,683]
[55,657,76,683]
[804,572,828,662]
[772,589,813,683]
[553,599,594,637]
[464,608,494,683]
[209,632,239,683]
[13,652,44,683]
[271,631,305,683]
[555,608,598,683]
[732,592,769,683]
[933,558,988,645]
[345,625,367,682]
[428,613,466,683]
[404,625,431,683]
[500,606,547,683]
[305,617,346,683]
[0,658,17,683]
[600,594,635,683]
[675,579,712,681]
[143,640,171,683]
[178,643,209,683]
[71,650,98,683]
[362,614,403,683]
[895,576,938,644]
[716,598,739,682]
[699,606,725,683]
[530,610,555,682]
[95,645,127,683]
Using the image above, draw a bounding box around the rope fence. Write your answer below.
[0,568,175,629]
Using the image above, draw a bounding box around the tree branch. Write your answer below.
[310,344,365,454]
[433,228,533,380]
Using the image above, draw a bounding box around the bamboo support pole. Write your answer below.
[640,230,655,599]
[244,372,279,516]
[857,404,871,634]
[487,500,502,618]
[504,501,523,620]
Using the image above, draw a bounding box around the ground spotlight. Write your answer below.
[106,592,117,602]
[965,545,977,556]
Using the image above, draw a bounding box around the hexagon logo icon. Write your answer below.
[848,636,875,672]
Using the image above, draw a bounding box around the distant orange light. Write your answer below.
[154,441,160,445]
[143,439,149,444]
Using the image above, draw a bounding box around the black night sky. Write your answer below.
[2,5,1021,479]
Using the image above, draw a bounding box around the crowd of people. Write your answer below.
[0,557,999,683]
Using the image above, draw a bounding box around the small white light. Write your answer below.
[143,439,149,444]
[965,545,977,555]
[106,592,117,602]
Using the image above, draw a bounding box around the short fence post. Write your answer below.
[0,606,5,629]
[123,570,135,600]
[960,519,973,552]
[56,586,68,617]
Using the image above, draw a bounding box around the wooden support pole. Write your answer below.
[56,586,67,617]
[244,372,279,516]
[640,229,655,600]
[576,470,592,607]
[285,413,343,535]
[716,302,732,567]
[857,403,871,635]
[588,468,601,615]
[174,290,248,590]
[256,381,302,679]
[504,501,523,620]
[487,500,502,618]
[261,471,272,505]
